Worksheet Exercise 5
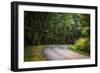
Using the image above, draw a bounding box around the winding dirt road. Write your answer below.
[43,45,89,60]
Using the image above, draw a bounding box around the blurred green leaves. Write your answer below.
[68,38,90,55]
[24,11,90,46]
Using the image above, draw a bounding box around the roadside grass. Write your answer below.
[67,45,90,56]
[24,45,48,62]
[24,46,33,61]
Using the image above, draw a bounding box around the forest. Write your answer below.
[24,11,90,61]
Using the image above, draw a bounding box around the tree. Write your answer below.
[24,11,90,46]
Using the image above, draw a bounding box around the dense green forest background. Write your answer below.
[24,11,90,45]
[24,11,90,61]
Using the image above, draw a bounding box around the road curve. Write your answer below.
[43,45,89,60]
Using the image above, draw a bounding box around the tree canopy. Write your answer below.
[24,11,90,46]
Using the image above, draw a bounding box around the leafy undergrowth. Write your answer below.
[68,45,90,56]
[24,45,48,62]
[68,38,90,56]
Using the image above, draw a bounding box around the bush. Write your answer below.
[68,45,77,50]
[75,38,90,53]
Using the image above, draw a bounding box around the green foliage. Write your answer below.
[24,46,33,61]
[68,38,90,55]
[75,38,90,53]
[24,45,48,61]
[24,11,90,46]
[68,45,77,50]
